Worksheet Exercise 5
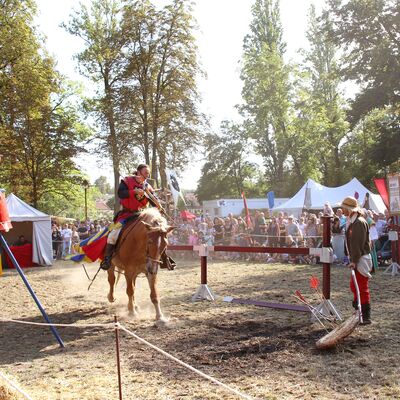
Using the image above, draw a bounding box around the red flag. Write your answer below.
[374,178,389,209]
[241,191,252,228]
[0,192,12,232]
[310,276,320,289]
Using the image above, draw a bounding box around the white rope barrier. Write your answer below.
[0,317,255,400]
[118,323,255,400]
[0,370,33,400]
[0,317,113,329]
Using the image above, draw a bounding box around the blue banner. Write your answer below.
[267,191,275,209]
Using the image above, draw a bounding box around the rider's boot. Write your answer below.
[100,244,115,270]
[160,252,177,270]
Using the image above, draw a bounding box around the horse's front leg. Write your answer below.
[107,268,116,303]
[126,272,139,317]
[147,272,165,322]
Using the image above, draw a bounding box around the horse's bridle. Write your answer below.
[146,231,167,273]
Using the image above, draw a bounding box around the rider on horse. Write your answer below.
[100,164,155,270]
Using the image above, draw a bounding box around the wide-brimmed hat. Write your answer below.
[340,196,361,212]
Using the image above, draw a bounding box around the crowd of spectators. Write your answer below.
[52,203,391,265]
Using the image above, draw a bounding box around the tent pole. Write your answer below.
[0,233,64,347]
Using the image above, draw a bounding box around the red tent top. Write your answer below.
[180,210,197,220]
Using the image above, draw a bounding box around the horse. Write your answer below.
[107,208,175,322]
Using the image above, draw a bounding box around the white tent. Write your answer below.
[5,193,52,266]
[275,178,387,216]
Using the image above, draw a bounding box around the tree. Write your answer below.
[0,0,90,208]
[341,107,400,187]
[239,0,292,195]
[64,0,130,212]
[65,0,205,203]
[295,5,348,186]
[323,0,400,123]
[195,121,263,202]
[94,176,112,195]
[120,0,205,187]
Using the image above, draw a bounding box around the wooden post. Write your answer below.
[322,216,331,300]
[114,315,123,400]
[200,255,207,285]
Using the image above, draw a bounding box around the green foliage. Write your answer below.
[195,121,265,202]
[65,0,205,200]
[239,0,292,195]
[39,182,103,219]
[0,0,91,208]
[94,176,112,195]
[341,107,400,188]
[294,5,349,186]
[323,0,400,123]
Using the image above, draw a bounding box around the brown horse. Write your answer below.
[107,208,175,322]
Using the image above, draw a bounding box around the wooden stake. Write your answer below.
[114,315,123,400]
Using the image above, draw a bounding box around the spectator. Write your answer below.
[71,226,80,254]
[52,225,62,260]
[286,216,302,243]
[77,222,89,240]
[13,235,30,246]
[213,217,225,245]
[61,224,72,258]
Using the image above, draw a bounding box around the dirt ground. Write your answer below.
[0,255,399,400]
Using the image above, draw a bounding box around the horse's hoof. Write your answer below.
[107,294,116,303]
[128,310,140,319]
[154,317,169,327]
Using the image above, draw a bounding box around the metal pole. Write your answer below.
[114,315,123,400]
[0,233,64,347]
[322,216,331,300]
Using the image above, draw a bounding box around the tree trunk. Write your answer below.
[104,76,120,214]
[158,151,167,189]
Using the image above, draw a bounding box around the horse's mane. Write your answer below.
[141,207,168,228]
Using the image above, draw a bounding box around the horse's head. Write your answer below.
[142,221,176,274]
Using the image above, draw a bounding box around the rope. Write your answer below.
[0,317,254,399]
[0,370,33,400]
[118,323,254,400]
[0,317,114,329]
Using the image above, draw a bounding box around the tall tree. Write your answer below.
[341,107,400,186]
[298,5,348,186]
[121,0,204,187]
[66,0,204,200]
[239,0,292,195]
[64,0,130,212]
[323,0,400,123]
[195,121,262,202]
[0,0,89,207]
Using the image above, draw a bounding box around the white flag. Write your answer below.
[166,169,185,206]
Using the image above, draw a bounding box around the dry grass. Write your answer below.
[0,257,399,399]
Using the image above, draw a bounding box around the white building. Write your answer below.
[202,198,289,219]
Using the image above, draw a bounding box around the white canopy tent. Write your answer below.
[5,193,52,266]
[274,178,387,216]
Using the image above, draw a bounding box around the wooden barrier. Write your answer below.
[167,216,341,318]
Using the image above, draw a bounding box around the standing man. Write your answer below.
[340,196,373,324]
[61,224,72,259]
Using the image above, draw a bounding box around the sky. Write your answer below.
[35,0,322,190]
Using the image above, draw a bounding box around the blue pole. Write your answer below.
[0,234,64,348]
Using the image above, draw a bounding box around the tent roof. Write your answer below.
[275,178,387,214]
[6,193,50,222]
